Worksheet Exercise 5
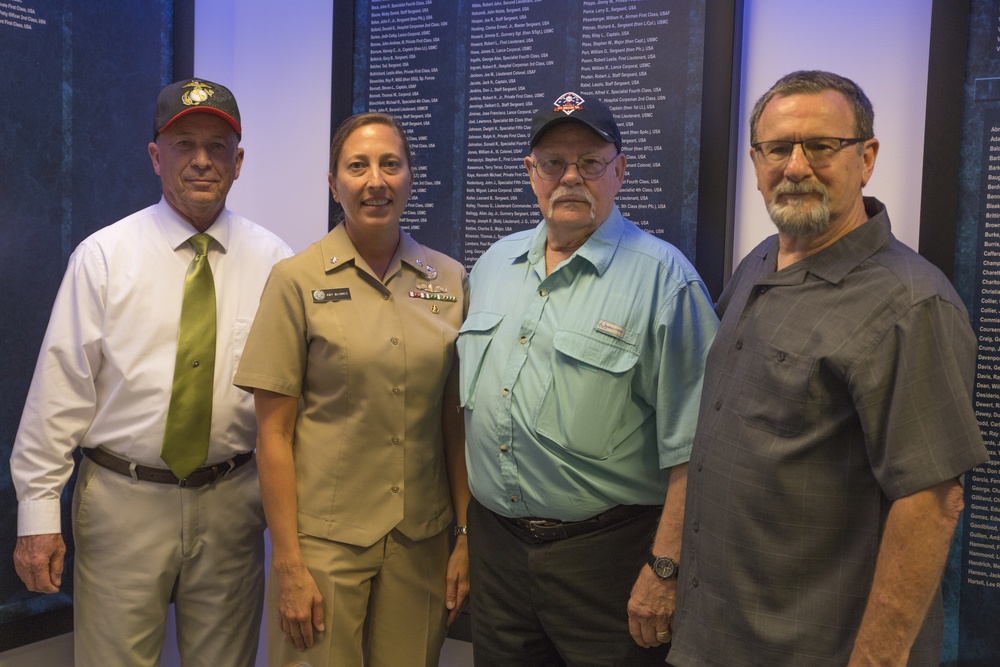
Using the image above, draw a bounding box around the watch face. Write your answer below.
[653,556,677,579]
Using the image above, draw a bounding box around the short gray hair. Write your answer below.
[748,70,874,144]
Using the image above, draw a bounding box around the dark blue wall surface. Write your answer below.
[0,0,173,649]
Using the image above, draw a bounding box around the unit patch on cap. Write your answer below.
[553,92,585,115]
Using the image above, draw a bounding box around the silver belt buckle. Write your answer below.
[527,519,563,540]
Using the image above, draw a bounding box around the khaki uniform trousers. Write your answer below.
[268,528,449,667]
[72,455,266,667]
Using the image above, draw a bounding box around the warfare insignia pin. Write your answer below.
[415,282,448,294]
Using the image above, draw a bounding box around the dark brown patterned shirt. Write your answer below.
[671,198,989,667]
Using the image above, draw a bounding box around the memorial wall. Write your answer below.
[353,0,708,269]
[952,1,1000,662]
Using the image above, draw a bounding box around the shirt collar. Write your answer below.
[319,223,434,279]
[156,197,233,253]
[521,205,625,277]
[763,197,891,285]
[319,223,360,273]
[397,228,439,280]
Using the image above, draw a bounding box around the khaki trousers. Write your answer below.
[72,455,266,667]
[268,528,449,667]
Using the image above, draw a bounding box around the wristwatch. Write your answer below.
[453,525,468,536]
[647,554,679,580]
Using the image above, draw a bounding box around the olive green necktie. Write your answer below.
[160,233,216,479]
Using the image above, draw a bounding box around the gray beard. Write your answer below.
[766,185,831,237]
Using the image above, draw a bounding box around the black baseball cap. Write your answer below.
[529,92,621,152]
[154,78,242,139]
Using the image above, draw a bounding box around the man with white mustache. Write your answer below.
[457,92,719,666]
[668,71,989,667]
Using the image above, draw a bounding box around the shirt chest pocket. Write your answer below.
[732,341,815,437]
[457,311,504,410]
[535,330,639,460]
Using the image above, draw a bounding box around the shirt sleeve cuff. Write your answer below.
[18,499,63,536]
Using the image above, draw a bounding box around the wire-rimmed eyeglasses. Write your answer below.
[751,137,866,167]
[528,155,618,181]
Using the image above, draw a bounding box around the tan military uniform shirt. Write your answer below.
[235,223,467,547]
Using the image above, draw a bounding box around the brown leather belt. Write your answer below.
[502,504,656,542]
[83,447,253,488]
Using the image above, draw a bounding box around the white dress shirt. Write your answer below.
[11,198,292,535]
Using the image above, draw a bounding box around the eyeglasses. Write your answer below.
[528,155,618,181]
[751,137,866,167]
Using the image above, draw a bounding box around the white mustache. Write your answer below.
[549,186,596,207]
[546,186,597,222]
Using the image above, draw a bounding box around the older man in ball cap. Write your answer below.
[11,78,291,666]
[457,91,719,665]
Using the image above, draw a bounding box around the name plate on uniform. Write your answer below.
[312,288,352,303]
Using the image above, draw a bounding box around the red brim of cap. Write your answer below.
[157,107,242,135]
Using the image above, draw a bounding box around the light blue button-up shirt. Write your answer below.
[458,206,719,520]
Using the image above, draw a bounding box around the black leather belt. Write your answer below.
[502,504,655,542]
[83,447,253,488]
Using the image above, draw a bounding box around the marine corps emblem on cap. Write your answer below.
[553,92,585,115]
[181,80,215,107]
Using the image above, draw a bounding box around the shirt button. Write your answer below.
[391,485,400,494]
[714,401,721,411]
[759,286,768,294]
[539,289,547,297]
[697,461,703,471]
[692,577,699,588]
[192,360,200,368]
[382,293,390,301]
[391,436,400,445]
[390,337,399,346]
[500,444,510,453]
[519,336,528,344]
[776,351,786,362]
[735,340,743,350]
[392,386,401,395]
[692,520,700,532]
[510,495,519,503]
[502,388,510,396]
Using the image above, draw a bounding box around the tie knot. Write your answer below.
[189,233,213,256]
